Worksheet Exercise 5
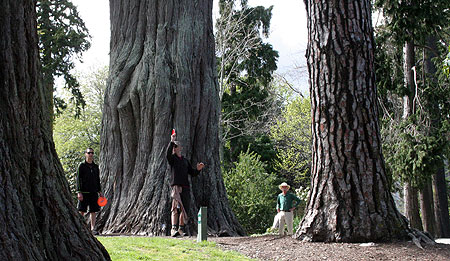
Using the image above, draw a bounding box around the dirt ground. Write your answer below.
[208,235,450,261]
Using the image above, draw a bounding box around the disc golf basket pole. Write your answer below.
[197,206,207,242]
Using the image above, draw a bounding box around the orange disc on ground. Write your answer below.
[97,196,107,207]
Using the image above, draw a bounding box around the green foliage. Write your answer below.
[373,0,450,45]
[223,150,279,234]
[97,236,251,260]
[444,46,450,76]
[374,26,407,98]
[382,119,447,189]
[217,1,280,177]
[37,0,91,115]
[270,96,311,189]
[374,0,450,192]
[53,66,107,196]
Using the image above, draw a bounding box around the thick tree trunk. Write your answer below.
[404,183,423,230]
[296,0,409,242]
[419,180,435,236]
[0,1,110,260]
[433,164,450,237]
[97,0,244,236]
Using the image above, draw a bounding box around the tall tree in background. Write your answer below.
[374,0,450,236]
[53,66,108,199]
[37,0,91,119]
[216,0,279,173]
[97,0,244,236]
[296,0,412,242]
[0,0,109,259]
[270,95,312,189]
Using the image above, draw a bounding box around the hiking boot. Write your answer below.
[178,228,187,237]
[171,228,179,237]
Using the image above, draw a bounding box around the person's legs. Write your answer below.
[77,193,88,221]
[86,193,100,234]
[90,212,97,230]
[285,212,294,235]
[178,188,190,236]
[279,211,286,236]
[171,198,180,236]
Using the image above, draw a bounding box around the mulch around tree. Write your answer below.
[208,234,450,261]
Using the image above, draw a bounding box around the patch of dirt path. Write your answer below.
[209,235,450,260]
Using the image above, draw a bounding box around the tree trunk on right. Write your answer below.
[296,0,409,242]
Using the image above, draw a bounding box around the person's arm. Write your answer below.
[276,195,280,212]
[289,194,301,211]
[96,165,102,196]
[76,164,83,201]
[187,161,201,176]
[166,142,175,165]
[293,194,302,208]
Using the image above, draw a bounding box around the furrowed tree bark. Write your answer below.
[97,0,244,236]
[296,0,410,242]
[419,180,435,236]
[0,0,110,260]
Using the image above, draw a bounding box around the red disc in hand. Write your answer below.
[172,129,176,135]
[97,196,107,207]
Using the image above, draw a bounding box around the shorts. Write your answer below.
[180,188,190,216]
[77,192,100,213]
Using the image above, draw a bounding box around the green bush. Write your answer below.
[223,150,279,234]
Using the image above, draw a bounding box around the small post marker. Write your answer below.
[197,207,207,242]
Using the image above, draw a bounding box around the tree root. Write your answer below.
[408,229,435,249]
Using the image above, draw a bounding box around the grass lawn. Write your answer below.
[97,236,252,260]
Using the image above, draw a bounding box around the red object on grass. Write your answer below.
[172,129,176,135]
[97,196,107,207]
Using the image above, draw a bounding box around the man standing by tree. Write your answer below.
[77,148,102,235]
[167,132,205,237]
[277,182,301,236]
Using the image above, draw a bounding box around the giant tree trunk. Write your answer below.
[402,40,423,230]
[0,0,110,260]
[296,0,410,242]
[97,0,244,236]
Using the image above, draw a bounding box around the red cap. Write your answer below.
[172,129,176,135]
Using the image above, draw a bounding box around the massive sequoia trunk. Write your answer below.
[0,0,110,260]
[296,0,410,242]
[97,0,244,236]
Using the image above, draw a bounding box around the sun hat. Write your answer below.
[279,182,290,190]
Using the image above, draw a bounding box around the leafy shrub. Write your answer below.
[223,150,279,234]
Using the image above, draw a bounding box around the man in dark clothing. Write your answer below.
[167,132,205,237]
[77,148,102,235]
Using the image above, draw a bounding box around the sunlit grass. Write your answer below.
[97,236,252,260]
